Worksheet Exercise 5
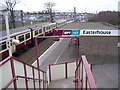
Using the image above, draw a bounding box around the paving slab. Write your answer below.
[39,38,78,70]
[92,63,118,88]
[48,77,75,88]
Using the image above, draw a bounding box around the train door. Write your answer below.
[11,37,16,53]
[12,44,16,53]
[43,27,46,36]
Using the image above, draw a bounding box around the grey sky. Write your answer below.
[1,0,119,13]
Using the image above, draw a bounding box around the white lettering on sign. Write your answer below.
[80,30,119,36]
[73,32,79,34]
[64,32,71,34]
[56,29,119,36]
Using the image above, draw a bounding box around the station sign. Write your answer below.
[62,30,80,35]
[54,29,120,36]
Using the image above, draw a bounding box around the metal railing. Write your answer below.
[45,60,78,82]
[0,55,97,89]
[75,55,97,90]
[0,56,48,89]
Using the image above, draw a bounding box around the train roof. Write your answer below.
[0,19,67,40]
[0,22,54,40]
[0,22,50,37]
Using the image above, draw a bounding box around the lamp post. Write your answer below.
[0,5,12,56]
[5,9,13,56]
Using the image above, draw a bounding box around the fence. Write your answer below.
[0,56,47,89]
[46,61,77,82]
[0,55,97,89]
[75,55,97,90]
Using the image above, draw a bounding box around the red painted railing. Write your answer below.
[1,55,96,89]
[0,56,47,89]
[46,60,78,82]
[75,55,97,90]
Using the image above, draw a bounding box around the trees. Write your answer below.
[44,2,55,23]
[97,11,119,25]
[3,0,21,28]
[88,11,119,25]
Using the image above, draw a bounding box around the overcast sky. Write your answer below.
[1,0,120,13]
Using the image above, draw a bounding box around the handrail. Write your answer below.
[17,75,47,82]
[75,55,97,89]
[81,55,97,89]
[0,56,12,66]
[49,60,78,66]
[1,55,96,89]
[36,35,79,39]
[3,75,48,89]
[12,56,45,73]
[75,58,82,73]
[1,56,47,89]
[3,76,17,89]
[0,56,45,73]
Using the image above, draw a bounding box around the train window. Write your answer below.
[18,35,24,42]
[49,26,51,29]
[0,41,7,51]
[35,30,38,35]
[51,25,53,28]
[46,27,49,30]
[25,33,30,39]
[39,29,42,34]
[43,27,45,32]
[46,27,48,30]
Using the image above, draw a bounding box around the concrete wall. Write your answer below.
[79,36,119,64]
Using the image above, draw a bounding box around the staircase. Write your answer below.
[0,55,97,89]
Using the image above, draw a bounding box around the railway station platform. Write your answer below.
[32,37,80,88]
[32,38,79,70]
[0,35,97,89]
[0,21,119,89]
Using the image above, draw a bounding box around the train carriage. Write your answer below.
[0,19,67,60]
[15,30,32,51]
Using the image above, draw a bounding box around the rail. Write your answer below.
[0,56,47,89]
[45,60,78,82]
[75,55,97,89]
[0,55,97,89]
[3,75,47,89]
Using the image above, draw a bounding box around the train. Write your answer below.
[0,19,68,60]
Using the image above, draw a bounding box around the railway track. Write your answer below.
[14,38,54,64]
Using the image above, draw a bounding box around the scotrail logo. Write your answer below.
[71,30,80,35]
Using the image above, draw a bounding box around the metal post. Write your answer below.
[23,63,28,89]
[35,38,40,68]
[74,7,76,21]
[76,37,79,61]
[35,38,41,89]
[10,59,17,89]
[4,10,12,56]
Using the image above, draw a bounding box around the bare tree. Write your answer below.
[44,2,55,23]
[3,0,20,28]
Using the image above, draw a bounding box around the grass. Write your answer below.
[1,22,48,30]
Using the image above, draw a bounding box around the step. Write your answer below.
[48,77,75,88]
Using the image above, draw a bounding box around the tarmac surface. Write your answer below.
[39,38,78,70]
[57,22,119,88]
[48,77,75,88]
[92,63,118,88]
[34,22,119,88]
[38,39,118,88]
